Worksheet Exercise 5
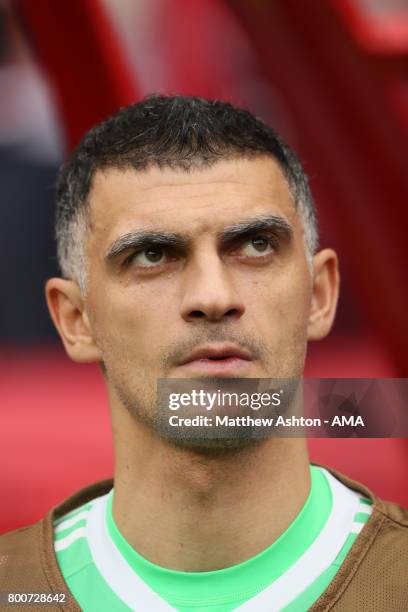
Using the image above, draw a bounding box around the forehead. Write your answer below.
[88,157,299,245]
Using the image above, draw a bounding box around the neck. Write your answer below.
[111,405,311,572]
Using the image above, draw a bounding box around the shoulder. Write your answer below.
[310,463,408,610]
[0,519,50,595]
[0,520,42,561]
[316,462,408,566]
[0,479,113,592]
[375,496,408,528]
[314,461,408,525]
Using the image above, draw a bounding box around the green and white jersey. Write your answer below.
[54,466,372,611]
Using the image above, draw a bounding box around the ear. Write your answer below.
[45,278,101,363]
[307,248,340,341]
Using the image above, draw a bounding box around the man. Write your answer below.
[1,95,407,611]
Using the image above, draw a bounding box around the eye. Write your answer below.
[238,236,274,257]
[129,247,167,267]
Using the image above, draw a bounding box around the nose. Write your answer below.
[180,253,245,323]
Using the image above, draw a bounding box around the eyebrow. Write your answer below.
[218,214,293,243]
[104,214,293,262]
[105,231,187,262]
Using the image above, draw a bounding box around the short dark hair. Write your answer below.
[55,94,318,289]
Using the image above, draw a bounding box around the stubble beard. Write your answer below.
[102,324,307,457]
[110,369,304,459]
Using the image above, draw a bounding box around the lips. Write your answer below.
[177,344,253,375]
[179,344,252,365]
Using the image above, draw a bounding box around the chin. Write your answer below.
[160,431,266,457]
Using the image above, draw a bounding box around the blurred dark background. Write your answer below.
[1,0,407,530]
[1,0,408,372]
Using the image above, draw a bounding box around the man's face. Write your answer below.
[83,157,314,423]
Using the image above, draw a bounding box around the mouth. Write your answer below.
[177,344,253,376]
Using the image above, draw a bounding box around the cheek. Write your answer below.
[250,269,311,329]
[255,274,311,376]
[89,282,172,360]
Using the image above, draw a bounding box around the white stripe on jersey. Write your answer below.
[54,504,90,527]
[86,496,175,611]
[357,502,373,515]
[55,526,87,552]
[234,469,361,611]
[55,510,90,533]
[350,519,371,534]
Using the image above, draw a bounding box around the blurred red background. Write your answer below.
[0,0,407,533]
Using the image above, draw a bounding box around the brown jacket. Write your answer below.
[0,464,407,611]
